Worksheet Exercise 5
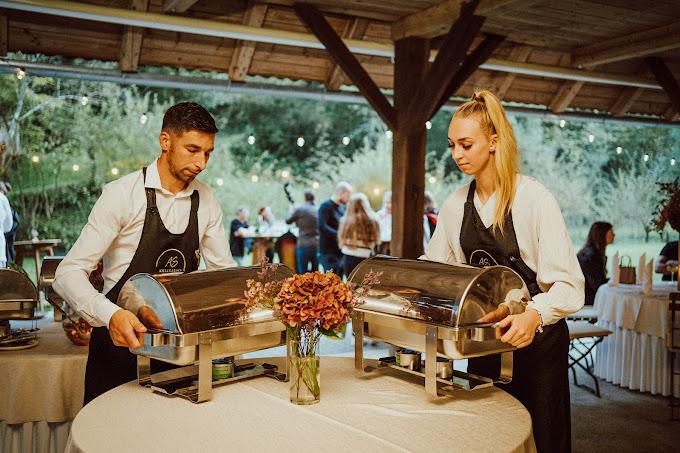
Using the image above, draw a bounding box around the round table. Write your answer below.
[594,282,680,396]
[66,357,535,453]
[1,314,88,453]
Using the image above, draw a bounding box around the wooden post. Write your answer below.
[391,37,429,259]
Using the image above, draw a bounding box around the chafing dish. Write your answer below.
[348,256,528,397]
[118,265,293,403]
[39,256,64,320]
[0,268,39,349]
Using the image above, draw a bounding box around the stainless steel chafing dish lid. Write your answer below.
[117,265,294,334]
[38,256,63,289]
[0,268,39,320]
[348,256,528,328]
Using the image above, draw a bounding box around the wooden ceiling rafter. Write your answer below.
[162,0,198,14]
[118,0,149,73]
[229,1,268,82]
[326,17,369,91]
[572,20,680,68]
[0,14,7,57]
[549,80,585,113]
[293,2,397,131]
[489,44,532,99]
[646,56,680,117]
[609,65,647,118]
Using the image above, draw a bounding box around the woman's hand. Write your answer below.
[497,309,542,349]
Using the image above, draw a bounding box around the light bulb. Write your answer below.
[342,136,350,146]
[111,167,119,175]
[372,187,381,196]
[312,181,320,189]
[216,178,224,186]
[643,154,649,162]
[385,130,393,139]
[80,95,89,106]
[31,155,40,163]
[281,170,290,179]
[559,119,566,128]
[428,176,436,184]
[425,121,432,130]
[139,113,148,125]
[247,135,255,145]
[72,164,80,172]
[16,68,26,80]
[251,174,259,183]
[616,146,622,154]
[588,134,595,143]
[671,158,676,166]
[296,137,305,147]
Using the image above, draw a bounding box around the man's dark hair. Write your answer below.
[304,190,314,202]
[162,102,218,135]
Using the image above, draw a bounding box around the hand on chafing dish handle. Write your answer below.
[109,309,147,348]
[496,309,542,349]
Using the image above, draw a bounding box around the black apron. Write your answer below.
[83,168,201,405]
[463,180,570,453]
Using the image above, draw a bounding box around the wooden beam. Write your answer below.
[391,37,429,259]
[548,81,584,113]
[0,15,7,57]
[392,0,522,40]
[646,57,680,115]
[431,33,505,115]
[572,21,680,68]
[664,105,679,122]
[489,45,532,99]
[228,1,268,82]
[609,86,645,118]
[119,0,149,72]
[326,18,369,91]
[402,0,484,134]
[163,0,198,13]
[294,3,396,131]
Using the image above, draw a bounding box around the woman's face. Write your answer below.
[605,228,615,245]
[448,116,496,176]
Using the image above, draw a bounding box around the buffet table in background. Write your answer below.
[0,314,88,453]
[594,283,680,396]
[66,357,535,453]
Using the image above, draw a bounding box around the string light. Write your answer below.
[588,134,595,143]
[247,135,255,145]
[110,167,119,175]
[671,158,676,166]
[385,130,393,139]
[216,178,224,186]
[72,164,80,172]
[16,68,26,80]
[372,187,381,196]
[312,181,320,189]
[559,119,566,128]
[425,121,432,130]
[251,174,259,183]
[643,154,649,162]
[296,137,305,147]
[428,175,436,184]
[342,136,350,146]
[616,146,622,154]
[80,95,89,106]
[31,155,40,164]
[139,113,148,125]
[281,170,290,179]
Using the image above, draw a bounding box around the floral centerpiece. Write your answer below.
[245,260,380,404]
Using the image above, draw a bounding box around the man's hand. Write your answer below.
[109,309,147,348]
[496,309,542,349]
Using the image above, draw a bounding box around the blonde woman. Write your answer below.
[423,90,584,453]
[338,193,380,276]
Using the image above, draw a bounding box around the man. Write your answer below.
[285,189,319,273]
[317,181,351,274]
[229,207,250,266]
[54,102,235,404]
[655,240,678,281]
[0,182,12,266]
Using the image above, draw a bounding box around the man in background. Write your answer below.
[317,182,351,275]
[286,189,318,273]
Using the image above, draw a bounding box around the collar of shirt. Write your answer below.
[145,158,197,199]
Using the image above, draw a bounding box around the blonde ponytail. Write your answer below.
[453,89,519,233]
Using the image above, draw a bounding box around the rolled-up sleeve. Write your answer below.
[527,192,585,325]
[53,185,123,327]
[200,193,235,269]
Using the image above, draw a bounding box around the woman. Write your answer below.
[424,90,584,453]
[577,222,614,305]
[338,193,380,277]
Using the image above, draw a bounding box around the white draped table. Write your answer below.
[0,314,88,453]
[593,283,680,396]
[66,357,535,453]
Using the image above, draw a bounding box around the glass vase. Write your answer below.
[289,337,320,405]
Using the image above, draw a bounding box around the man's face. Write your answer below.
[339,189,352,204]
[159,129,215,185]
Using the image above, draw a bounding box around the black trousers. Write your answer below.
[83,327,177,405]
[468,319,571,453]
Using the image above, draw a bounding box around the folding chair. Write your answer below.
[669,293,680,421]
[567,307,599,323]
[567,321,611,397]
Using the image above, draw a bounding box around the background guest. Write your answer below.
[318,181,352,274]
[338,193,380,277]
[286,189,319,273]
[230,207,250,266]
[257,205,275,262]
[376,191,392,255]
[577,221,614,305]
[0,182,15,265]
[423,191,439,246]
[655,240,679,281]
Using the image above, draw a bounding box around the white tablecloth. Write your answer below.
[66,357,536,453]
[0,314,88,453]
[594,283,680,396]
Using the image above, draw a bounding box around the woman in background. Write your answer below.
[338,193,380,276]
[577,221,614,305]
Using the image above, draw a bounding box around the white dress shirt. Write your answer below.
[54,159,235,327]
[423,174,585,326]
[0,192,12,265]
